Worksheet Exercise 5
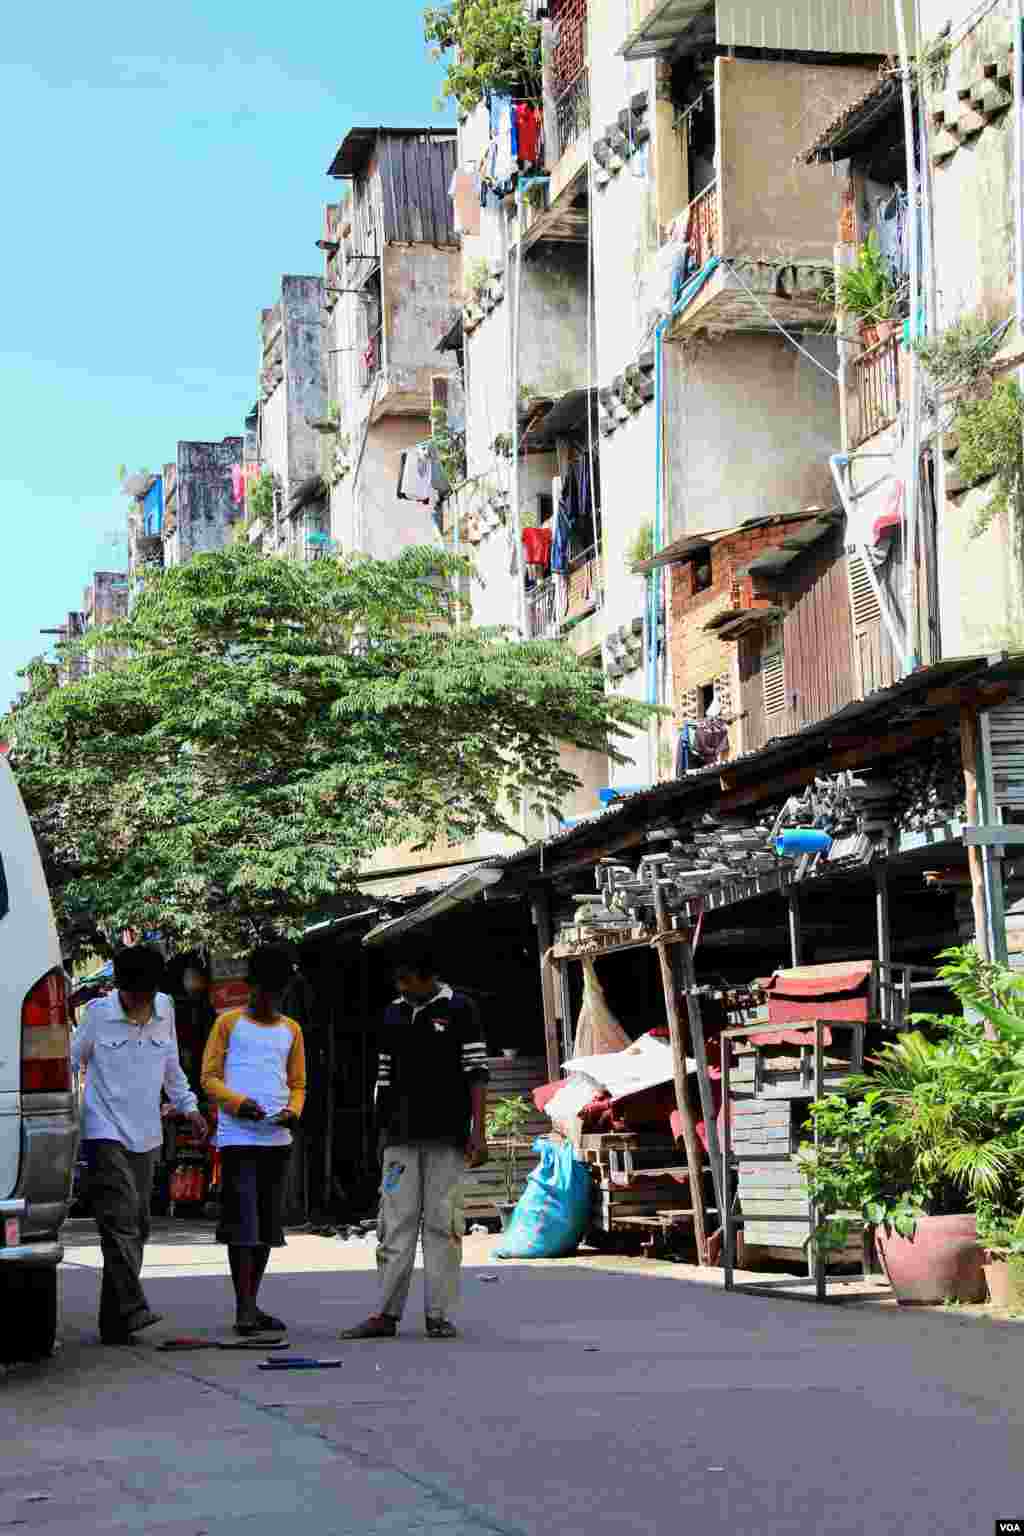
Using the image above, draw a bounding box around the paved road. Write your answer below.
[3,1227,1024,1536]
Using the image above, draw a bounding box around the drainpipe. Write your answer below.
[649,257,722,777]
[510,176,551,645]
[895,0,922,675]
[830,452,908,660]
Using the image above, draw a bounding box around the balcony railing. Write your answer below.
[684,180,720,271]
[566,545,602,621]
[525,579,559,639]
[555,70,590,163]
[849,332,901,449]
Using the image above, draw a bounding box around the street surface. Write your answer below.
[2,1223,1024,1535]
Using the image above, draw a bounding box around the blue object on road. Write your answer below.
[258,1356,343,1370]
[493,1139,592,1260]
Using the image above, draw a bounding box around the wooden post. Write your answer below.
[359,946,371,1172]
[960,706,993,990]
[531,888,562,1082]
[787,888,802,967]
[324,961,338,1211]
[677,936,726,1242]
[722,1032,735,1292]
[650,879,708,1265]
[873,863,892,1025]
[978,710,1008,966]
[812,1020,826,1302]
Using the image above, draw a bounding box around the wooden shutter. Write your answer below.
[847,550,881,633]
[761,625,786,717]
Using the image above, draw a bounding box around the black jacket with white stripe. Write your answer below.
[375,984,489,1149]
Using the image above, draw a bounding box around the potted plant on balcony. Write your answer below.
[486,1094,533,1230]
[825,233,899,348]
[802,947,1024,1304]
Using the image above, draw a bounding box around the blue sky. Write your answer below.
[0,0,449,707]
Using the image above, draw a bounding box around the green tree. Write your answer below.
[7,546,646,957]
[424,0,542,115]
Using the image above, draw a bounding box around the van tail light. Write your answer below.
[21,970,71,1094]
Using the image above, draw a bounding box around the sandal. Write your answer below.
[235,1312,287,1336]
[425,1317,458,1340]
[340,1314,398,1341]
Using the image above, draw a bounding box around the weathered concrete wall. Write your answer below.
[281,276,326,496]
[921,0,1016,326]
[718,58,876,263]
[331,415,437,561]
[171,438,244,565]
[664,333,839,534]
[382,245,461,404]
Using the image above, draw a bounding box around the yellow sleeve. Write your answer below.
[200,1011,247,1114]
[285,1019,306,1118]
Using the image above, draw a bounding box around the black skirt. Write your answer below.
[216,1146,292,1248]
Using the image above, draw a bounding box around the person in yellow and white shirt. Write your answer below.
[201,947,306,1336]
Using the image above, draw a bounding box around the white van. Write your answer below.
[0,756,77,1360]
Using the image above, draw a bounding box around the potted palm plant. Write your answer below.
[486,1095,533,1230]
[824,233,899,348]
[802,946,1024,1304]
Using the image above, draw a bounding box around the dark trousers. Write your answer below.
[84,1139,157,1335]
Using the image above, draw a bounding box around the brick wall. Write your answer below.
[551,0,587,89]
[668,520,815,746]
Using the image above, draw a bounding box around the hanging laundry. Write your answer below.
[522,525,553,567]
[396,451,409,501]
[873,479,903,546]
[398,445,433,504]
[514,103,542,168]
[491,94,517,187]
[230,464,245,506]
[449,169,481,237]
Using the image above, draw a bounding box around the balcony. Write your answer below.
[526,547,603,638]
[659,57,853,338]
[847,332,901,449]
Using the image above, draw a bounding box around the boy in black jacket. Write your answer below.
[342,949,489,1341]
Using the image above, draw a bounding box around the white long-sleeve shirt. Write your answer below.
[71,991,198,1153]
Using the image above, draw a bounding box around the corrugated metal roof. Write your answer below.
[495,654,1023,876]
[621,0,910,61]
[327,126,455,181]
[632,511,834,576]
[362,865,505,946]
[798,75,905,165]
[355,861,487,903]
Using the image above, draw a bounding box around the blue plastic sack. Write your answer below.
[493,1138,592,1260]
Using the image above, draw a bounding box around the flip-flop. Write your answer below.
[235,1315,288,1336]
[156,1337,219,1353]
[217,1335,289,1351]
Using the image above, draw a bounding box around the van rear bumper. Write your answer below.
[16,1110,78,1244]
[0,1241,63,1267]
[0,1200,63,1266]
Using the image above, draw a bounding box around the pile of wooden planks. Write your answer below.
[580,1132,694,1234]
[463,1055,549,1221]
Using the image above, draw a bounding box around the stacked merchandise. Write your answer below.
[891,736,966,836]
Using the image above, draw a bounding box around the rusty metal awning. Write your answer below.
[619,0,709,60]
[361,863,506,946]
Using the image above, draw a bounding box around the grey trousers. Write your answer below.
[376,1142,466,1321]
[84,1140,157,1335]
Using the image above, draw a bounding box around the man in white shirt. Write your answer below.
[71,946,207,1344]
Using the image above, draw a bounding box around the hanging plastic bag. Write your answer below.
[493,1138,593,1260]
[573,958,631,1058]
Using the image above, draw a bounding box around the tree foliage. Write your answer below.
[7,546,647,958]
[423,0,542,116]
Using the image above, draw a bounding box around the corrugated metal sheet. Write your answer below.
[622,0,913,59]
[716,0,907,55]
[378,134,458,246]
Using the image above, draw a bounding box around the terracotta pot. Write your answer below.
[860,321,880,348]
[984,1257,1024,1309]
[875,1214,986,1305]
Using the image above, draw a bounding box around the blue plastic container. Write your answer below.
[775,827,832,859]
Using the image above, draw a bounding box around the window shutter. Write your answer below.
[847,551,881,633]
[761,627,786,717]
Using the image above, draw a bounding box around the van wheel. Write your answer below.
[0,1269,58,1362]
